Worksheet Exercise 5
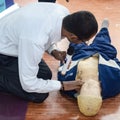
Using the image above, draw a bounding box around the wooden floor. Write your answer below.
[14,0,120,120]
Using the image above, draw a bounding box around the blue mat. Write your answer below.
[0,93,28,120]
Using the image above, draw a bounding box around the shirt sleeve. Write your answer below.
[18,36,62,93]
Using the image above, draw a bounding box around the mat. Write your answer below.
[0,93,28,120]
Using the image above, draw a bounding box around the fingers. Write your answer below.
[72,80,84,90]
[62,80,84,91]
[75,80,84,86]
[59,51,66,63]
[51,50,66,61]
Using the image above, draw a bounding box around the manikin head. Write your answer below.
[62,11,98,44]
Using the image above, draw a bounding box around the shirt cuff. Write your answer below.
[47,80,62,92]
[47,43,60,54]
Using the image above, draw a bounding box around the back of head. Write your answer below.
[63,11,98,41]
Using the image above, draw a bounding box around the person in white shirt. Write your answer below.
[0,2,98,102]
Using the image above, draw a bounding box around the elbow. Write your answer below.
[21,83,32,93]
[20,81,35,93]
[20,75,38,93]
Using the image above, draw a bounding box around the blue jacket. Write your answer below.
[58,28,120,99]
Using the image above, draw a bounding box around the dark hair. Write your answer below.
[63,11,98,40]
[38,0,56,2]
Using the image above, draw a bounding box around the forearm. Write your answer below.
[20,76,62,93]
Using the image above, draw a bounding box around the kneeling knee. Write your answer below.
[29,93,49,103]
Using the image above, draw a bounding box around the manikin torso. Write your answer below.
[76,55,102,116]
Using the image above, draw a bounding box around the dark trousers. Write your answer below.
[38,0,56,2]
[0,54,52,103]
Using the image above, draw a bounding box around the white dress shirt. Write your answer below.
[0,2,70,93]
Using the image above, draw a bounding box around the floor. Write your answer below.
[14,0,120,120]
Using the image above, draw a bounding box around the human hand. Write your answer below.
[61,80,84,91]
[51,50,66,63]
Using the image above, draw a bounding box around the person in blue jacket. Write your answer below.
[58,19,120,100]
